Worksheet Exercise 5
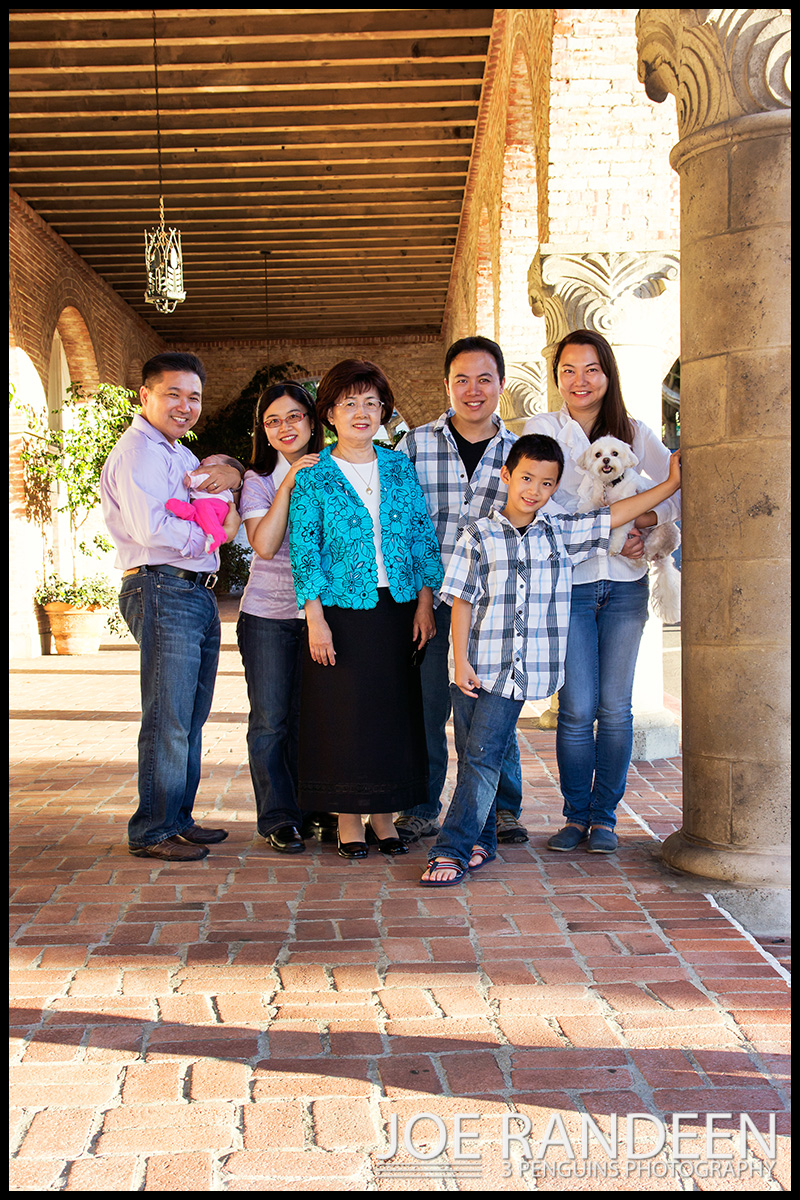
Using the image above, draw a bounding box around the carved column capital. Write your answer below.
[528,248,680,345]
[636,9,791,137]
[499,361,547,428]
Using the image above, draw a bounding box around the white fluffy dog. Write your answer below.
[575,436,682,624]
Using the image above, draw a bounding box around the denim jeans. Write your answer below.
[557,577,649,831]
[399,602,523,822]
[119,570,221,848]
[236,611,304,836]
[428,686,524,870]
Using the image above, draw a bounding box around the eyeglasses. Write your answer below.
[334,398,382,413]
[263,410,309,430]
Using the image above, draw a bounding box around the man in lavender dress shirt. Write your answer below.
[101,352,242,861]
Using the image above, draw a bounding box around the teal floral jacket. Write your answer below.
[289,444,443,609]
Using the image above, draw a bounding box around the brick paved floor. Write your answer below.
[9,603,790,1191]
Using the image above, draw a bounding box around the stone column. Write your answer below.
[528,247,681,756]
[637,9,791,894]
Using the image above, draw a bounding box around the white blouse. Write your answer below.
[522,406,681,586]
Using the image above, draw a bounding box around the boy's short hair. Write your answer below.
[505,434,564,482]
[444,336,505,382]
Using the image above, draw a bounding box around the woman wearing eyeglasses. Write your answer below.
[236,382,325,853]
[290,359,443,859]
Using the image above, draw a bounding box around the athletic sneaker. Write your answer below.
[496,811,529,844]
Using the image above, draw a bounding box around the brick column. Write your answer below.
[528,247,681,757]
[637,10,791,891]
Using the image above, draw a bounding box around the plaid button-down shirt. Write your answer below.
[395,410,518,605]
[440,507,612,700]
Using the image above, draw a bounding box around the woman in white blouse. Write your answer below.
[523,330,680,855]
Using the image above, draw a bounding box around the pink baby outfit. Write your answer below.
[165,469,234,553]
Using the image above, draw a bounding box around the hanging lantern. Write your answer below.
[143,13,186,314]
[145,197,185,313]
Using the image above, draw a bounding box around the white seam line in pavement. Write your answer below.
[619,798,660,841]
[703,892,791,985]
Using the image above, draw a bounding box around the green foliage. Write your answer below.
[214,541,253,596]
[34,573,119,608]
[17,382,136,554]
[191,361,315,467]
[14,380,137,630]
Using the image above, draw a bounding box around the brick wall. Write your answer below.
[443,8,680,372]
[547,9,680,246]
[9,189,164,397]
[165,335,446,434]
[442,9,554,355]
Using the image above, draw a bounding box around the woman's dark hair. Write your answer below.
[552,330,635,446]
[505,434,565,483]
[315,359,395,432]
[444,336,505,382]
[250,382,323,476]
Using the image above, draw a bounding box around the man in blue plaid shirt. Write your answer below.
[394,336,526,845]
[421,433,682,885]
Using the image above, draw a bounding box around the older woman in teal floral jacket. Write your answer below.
[288,358,443,860]
[290,443,443,609]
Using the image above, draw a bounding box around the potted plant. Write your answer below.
[15,381,136,653]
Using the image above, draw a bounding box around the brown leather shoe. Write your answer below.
[177,825,229,845]
[129,836,209,861]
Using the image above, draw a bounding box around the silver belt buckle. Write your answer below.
[205,573,218,590]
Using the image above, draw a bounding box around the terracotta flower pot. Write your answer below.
[42,602,105,655]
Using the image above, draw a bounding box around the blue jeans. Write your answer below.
[557,577,649,831]
[236,611,304,836]
[428,686,524,869]
[399,602,523,822]
[119,570,221,848]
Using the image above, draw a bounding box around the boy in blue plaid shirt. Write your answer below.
[421,434,682,886]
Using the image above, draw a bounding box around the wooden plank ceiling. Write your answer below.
[9,8,494,342]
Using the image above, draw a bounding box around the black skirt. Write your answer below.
[298,590,428,814]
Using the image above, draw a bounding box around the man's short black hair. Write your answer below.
[505,433,564,483]
[142,352,207,389]
[444,336,505,382]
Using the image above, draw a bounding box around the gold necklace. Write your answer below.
[348,457,376,495]
[336,451,377,495]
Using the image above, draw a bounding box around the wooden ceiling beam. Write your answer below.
[14,163,468,186]
[36,191,465,214]
[19,181,467,202]
[10,61,485,92]
[9,10,494,43]
[9,34,489,70]
[9,7,495,342]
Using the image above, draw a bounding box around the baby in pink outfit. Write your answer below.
[165,454,238,553]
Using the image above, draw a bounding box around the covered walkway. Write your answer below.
[10,601,789,1190]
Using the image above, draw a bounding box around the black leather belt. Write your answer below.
[124,564,218,590]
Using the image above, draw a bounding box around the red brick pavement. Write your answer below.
[9,602,790,1190]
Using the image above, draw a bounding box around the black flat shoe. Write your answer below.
[374,836,408,856]
[365,820,409,855]
[266,824,305,854]
[337,834,368,860]
[302,812,338,843]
